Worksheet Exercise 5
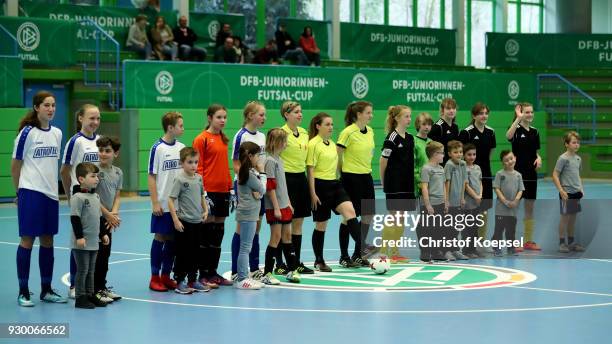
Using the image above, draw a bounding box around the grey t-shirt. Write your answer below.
[236,169,267,222]
[71,192,101,251]
[444,159,467,207]
[554,152,582,194]
[264,155,289,209]
[420,163,445,206]
[465,164,482,210]
[493,169,525,217]
[169,171,204,224]
[96,165,123,210]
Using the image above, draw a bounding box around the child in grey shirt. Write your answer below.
[444,140,468,260]
[492,151,524,256]
[419,141,447,262]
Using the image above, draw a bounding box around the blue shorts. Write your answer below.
[150,212,174,234]
[17,189,59,237]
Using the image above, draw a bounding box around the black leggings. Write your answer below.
[94,219,111,292]
[174,221,201,283]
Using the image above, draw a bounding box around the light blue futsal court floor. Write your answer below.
[0,180,611,344]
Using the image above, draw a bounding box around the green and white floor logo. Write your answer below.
[274,263,536,292]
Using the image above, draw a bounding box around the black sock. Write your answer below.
[264,245,276,274]
[312,229,325,263]
[347,218,362,258]
[282,242,297,271]
[274,241,285,267]
[568,236,574,245]
[292,234,302,263]
[360,221,370,249]
[339,224,350,258]
[560,238,566,245]
[209,223,225,276]
[199,223,212,277]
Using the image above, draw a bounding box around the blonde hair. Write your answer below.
[385,105,410,133]
[563,130,580,144]
[243,101,265,126]
[415,112,433,131]
[426,141,444,159]
[265,128,287,155]
[75,104,99,132]
[281,100,300,121]
[162,111,183,132]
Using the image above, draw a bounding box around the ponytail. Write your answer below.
[385,105,410,133]
[344,101,372,127]
[237,142,260,185]
[18,91,54,132]
[308,112,331,139]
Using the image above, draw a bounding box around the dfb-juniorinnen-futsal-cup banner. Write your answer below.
[0,16,75,67]
[486,32,612,68]
[122,61,534,110]
[188,12,245,48]
[18,2,177,50]
[340,23,456,64]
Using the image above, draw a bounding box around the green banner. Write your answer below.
[0,56,23,107]
[123,61,534,110]
[486,32,612,68]
[0,16,75,67]
[278,18,330,59]
[340,23,456,64]
[19,3,177,50]
[189,12,245,48]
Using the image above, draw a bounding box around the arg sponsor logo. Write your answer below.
[33,146,58,158]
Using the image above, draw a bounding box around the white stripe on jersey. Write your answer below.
[62,132,101,192]
[12,126,63,200]
[148,138,185,212]
[231,128,266,161]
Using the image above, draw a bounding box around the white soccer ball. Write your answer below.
[370,256,391,274]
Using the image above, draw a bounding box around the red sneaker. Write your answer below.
[160,274,177,290]
[515,246,524,253]
[198,277,219,289]
[390,255,409,264]
[149,275,168,292]
[210,274,233,286]
[524,241,541,251]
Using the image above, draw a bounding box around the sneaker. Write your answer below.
[362,245,380,259]
[390,255,409,264]
[261,272,281,285]
[352,256,370,267]
[431,250,447,261]
[234,278,261,290]
[315,262,332,272]
[286,271,301,283]
[103,287,122,301]
[524,241,541,251]
[507,248,519,256]
[198,277,219,289]
[452,251,469,260]
[274,264,289,276]
[149,275,168,292]
[68,286,76,299]
[174,281,194,294]
[515,246,524,253]
[209,274,233,286]
[40,289,68,303]
[467,252,480,259]
[95,291,114,303]
[89,294,108,307]
[18,291,34,307]
[559,243,570,253]
[160,274,177,290]
[188,281,211,292]
[339,256,360,268]
[250,269,265,281]
[231,273,238,282]
[75,295,95,309]
[493,248,503,257]
[420,254,432,263]
[569,243,585,252]
[296,262,314,274]
[444,251,456,261]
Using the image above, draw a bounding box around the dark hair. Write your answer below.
[345,101,372,127]
[179,146,198,162]
[75,104,99,132]
[302,26,313,37]
[500,150,513,161]
[162,111,182,132]
[237,142,260,185]
[18,91,55,132]
[155,15,165,26]
[135,14,147,23]
[76,162,99,180]
[308,112,332,139]
[463,143,477,154]
[206,104,229,144]
[440,98,457,125]
[470,102,489,125]
[96,136,121,152]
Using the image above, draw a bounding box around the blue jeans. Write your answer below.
[237,221,257,281]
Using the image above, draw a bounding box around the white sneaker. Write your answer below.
[234,278,261,290]
[250,269,264,281]
[68,286,75,300]
[559,243,570,253]
[261,272,280,285]
[452,251,469,260]
[103,287,122,301]
[444,251,456,261]
[96,291,113,303]
[569,243,585,252]
[286,271,301,283]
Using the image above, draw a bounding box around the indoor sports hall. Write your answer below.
[1,1,611,343]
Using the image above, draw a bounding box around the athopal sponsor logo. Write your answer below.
[268,263,536,292]
[16,22,41,62]
[162,159,181,171]
[155,71,174,103]
[208,20,220,40]
[83,152,100,162]
[507,80,520,100]
[33,146,59,158]
[351,73,369,99]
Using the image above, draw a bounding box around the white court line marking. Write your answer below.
[509,286,612,298]
[0,208,152,220]
[0,241,149,256]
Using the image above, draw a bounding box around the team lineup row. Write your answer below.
[11,92,584,305]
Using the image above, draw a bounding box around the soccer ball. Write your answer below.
[370,256,391,274]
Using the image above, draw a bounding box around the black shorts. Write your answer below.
[341,172,375,217]
[480,177,494,210]
[285,172,312,218]
[208,192,230,218]
[385,192,417,212]
[560,192,583,215]
[518,169,538,199]
[312,179,351,222]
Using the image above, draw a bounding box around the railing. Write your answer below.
[0,24,18,56]
[76,19,120,110]
[537,73,597,144]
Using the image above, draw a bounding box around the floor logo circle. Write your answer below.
[273,263,536,292]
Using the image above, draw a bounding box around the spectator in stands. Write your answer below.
[300,26,321,66]
[173,15,207,61]
[275,23,309,66]
[151,16,178,60]
[126,14,153,60]
[213,36,238,63]
[215,23,233,48]
[253,40,280,65]
[233,36,253,64]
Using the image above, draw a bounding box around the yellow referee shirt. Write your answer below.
[337,123,374,174]
[306,135,338,181]
[280,124,308,173]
